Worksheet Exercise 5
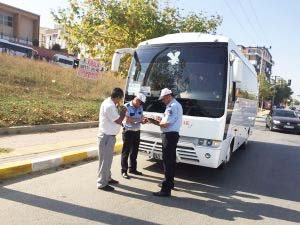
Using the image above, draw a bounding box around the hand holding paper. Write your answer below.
[146,117,161,126]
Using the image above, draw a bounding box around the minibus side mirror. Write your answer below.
[111,53,122,72]
[111,48,135,72]
[232,58,243,83]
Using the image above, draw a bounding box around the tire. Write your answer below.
[218,141,234,170]
[239,140,247,150]
[218,162,226,170]
[269,124,274,131]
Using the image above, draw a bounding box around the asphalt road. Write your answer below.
[0,120,299,225]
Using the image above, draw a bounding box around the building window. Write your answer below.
[0,14,3,25]
[3,16,13,27]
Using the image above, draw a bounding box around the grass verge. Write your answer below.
[0,54,125,127]
[0,148,14,154]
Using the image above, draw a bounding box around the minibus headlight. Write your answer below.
[273,120,281,124]
[193,138,205,146]
[193,139,221,148]
[198,138,205,145]
[206,140,213,146]
[212,140,221,148]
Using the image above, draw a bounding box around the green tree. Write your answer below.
[52,43,61,51]
[51,0,222,76]
[274,84,293,105]
[258,74,272,106]
[32,38,39,47]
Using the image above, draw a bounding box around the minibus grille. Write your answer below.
[177,145,199,162]
[139,139,199,163]
[139,139,162,153]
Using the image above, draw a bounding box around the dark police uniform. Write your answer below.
[121,101,143,174]
[160,98,183,193]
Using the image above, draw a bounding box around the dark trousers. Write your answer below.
[121,130,140,173]
[161,132,179,192]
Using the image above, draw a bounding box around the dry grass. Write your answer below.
[0,54,125,127]
[0,147,14,154]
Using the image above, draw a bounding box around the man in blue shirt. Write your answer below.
[121,93,147,179]
[150,88,183,197]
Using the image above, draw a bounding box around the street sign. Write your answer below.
[77,58,103,80]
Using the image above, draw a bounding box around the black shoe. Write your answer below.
[108,179,119,185]
[153,190,171,197]
[129,170,143,175]
[158,183,174,190]
[98,185,115,192]
[122,172,130,179]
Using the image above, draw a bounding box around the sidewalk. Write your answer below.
[0,128,123,180]
[0,128,99,161]
[0,128,123,160]
[257,109,270,117]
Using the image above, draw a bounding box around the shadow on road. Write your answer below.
[114,181,300,223]
[118,140,300,222]
[0,187,158,225]
[148,140,300,202]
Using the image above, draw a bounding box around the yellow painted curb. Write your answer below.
[114,142,123,154]
[0,161,32,180]
[62,151,88,165]
[0,142,124,181]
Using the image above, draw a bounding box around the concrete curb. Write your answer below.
[0,121,98,136]
[0,142,123,181]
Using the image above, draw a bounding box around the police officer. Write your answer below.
[121,93,147,179]
[151,88,183,197]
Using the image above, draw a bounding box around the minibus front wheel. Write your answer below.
[218,140,234,170]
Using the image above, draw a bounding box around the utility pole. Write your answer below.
[271,75,280,107]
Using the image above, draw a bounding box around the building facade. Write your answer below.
[239,45,274,81]
[39,26,67,50]
[0,2,40,46]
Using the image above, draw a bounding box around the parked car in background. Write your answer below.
[266,109,300,134]
[295,111,300,118]
[52,54,76,68]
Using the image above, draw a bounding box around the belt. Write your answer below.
[99,133,116,137]
[162,131,179,134]
[124,127,140,132]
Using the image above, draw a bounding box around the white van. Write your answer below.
[52,54,75,68]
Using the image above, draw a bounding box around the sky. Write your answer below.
[1,0,300,97]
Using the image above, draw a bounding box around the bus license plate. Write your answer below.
[284,125,294,129]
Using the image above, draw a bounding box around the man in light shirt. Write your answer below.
[97,88,127,191]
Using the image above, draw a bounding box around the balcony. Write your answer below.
[0,33,33,46]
